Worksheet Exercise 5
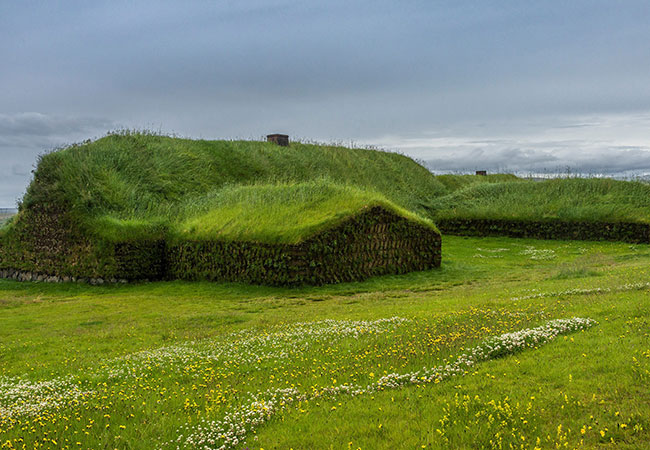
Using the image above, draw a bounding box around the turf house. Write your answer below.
[0,132,442,285]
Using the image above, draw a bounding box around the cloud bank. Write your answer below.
[0,113,114,205]
[372,113,650,175]
[1,1,650,203]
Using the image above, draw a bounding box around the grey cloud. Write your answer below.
[4,0,650,117]
[0,112,114,206]
[372,113,650,175]
[426,146,559,172]
[424,143,650,174]
[0,113,113,140]
[0,174,30,208]
[2,2,650,202]
[11,164,31,176]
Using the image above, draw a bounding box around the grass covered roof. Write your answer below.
[10,132,442,243]
[429,177,650,223]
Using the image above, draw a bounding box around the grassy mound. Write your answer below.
[0,132,442,283]
[19,132,445,234]
[430,177,650,242]
[431,178,650,223]
[170,181,431,244]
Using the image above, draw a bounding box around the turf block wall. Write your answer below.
[0,205,98,277]
[0,205,167,281]
[436,218,650,244]
[301,207,441,285]
[1,206,441,285]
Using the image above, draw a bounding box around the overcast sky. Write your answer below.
[2,1,650,205]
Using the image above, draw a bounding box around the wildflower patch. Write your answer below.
[0,309,600,449]
[510,281,650,301]
[168,317,597,450]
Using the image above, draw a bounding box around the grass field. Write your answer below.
[1,235,649,449]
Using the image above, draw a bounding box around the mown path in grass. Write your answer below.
[0,236,649,449]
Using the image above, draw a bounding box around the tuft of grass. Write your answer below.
[548,266,601,280]
[0,213,16,229]
[434,173,521,192]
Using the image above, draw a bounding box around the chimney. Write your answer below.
[267,134,290,146]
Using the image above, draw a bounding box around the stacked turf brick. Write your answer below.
[435,218,650,244]
[0,205,167,281]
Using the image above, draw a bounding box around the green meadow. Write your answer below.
[1,235,649,449]
[2,135,650,448]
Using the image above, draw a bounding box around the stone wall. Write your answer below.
[0,268,128,284]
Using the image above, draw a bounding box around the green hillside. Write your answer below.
[430,177,650,223]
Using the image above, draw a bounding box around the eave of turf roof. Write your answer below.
[175,202,436,245]
[173,182,437,244]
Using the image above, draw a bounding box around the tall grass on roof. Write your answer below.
[173,181,436,244]
[430,178,650,223]
[434,173,521,192]
[21,132,445,231]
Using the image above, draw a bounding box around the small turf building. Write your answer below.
[168,204,441,285]
[0,133,442,286]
